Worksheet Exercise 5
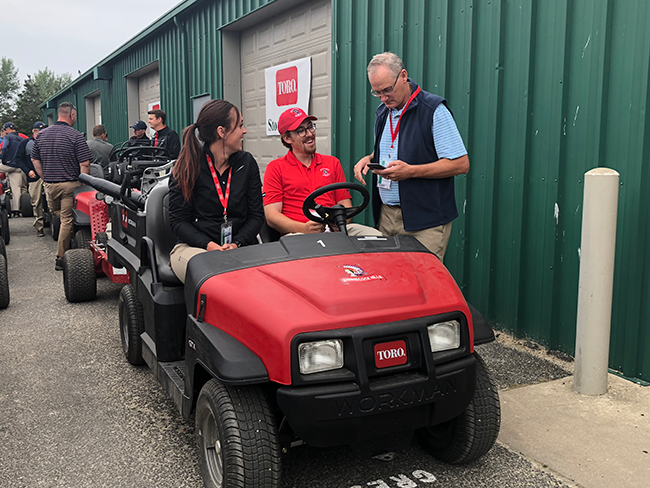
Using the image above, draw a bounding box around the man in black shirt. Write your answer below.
[127,120,150,146]
[147,109,180,159]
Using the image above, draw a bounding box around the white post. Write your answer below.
[573,168,619,395]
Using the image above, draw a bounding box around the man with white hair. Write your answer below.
[354,52,470,262]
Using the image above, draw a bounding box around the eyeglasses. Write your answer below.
[370,72,401,98]
[294,123,316,137]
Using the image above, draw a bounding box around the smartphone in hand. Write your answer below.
[367,163,386,171]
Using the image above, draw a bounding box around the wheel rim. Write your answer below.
[120,303,129,355]
[201,408,223,486]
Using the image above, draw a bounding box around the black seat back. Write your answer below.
[144,180,182,286]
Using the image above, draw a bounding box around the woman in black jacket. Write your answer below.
[168,99,264,282]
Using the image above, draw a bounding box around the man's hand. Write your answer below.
[353,155,372,185]
[302,221,326,233]
[374,160,414,182]
[28,170,36,179]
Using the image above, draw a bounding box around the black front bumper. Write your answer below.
[277,314,477,448]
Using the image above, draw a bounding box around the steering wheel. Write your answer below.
[117,146,170,163]
[302,182,370,235]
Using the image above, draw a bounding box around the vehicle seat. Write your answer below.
[144,181,182,286]
[258,220,281,243]
[89,163,104,179]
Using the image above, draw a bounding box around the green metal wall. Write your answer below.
[333,0,650,382]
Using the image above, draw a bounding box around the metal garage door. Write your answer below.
[240,0,331,174]
[138,70,160,138]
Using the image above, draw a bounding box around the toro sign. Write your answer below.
[265,57,311,136]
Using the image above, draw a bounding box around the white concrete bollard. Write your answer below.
[573,168,619,395]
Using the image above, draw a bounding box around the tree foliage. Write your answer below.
[1,64,73,135]
[0,57,20,116]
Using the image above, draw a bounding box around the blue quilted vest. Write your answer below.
[371,80,459,231]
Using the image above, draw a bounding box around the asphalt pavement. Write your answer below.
[0,215,606,488]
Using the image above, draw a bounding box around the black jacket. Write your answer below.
[169,149,264,248]
[151,126,180,159]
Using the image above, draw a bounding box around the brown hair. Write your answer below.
[92,124,107,137]
[173,99,239,202]
[147,109,166,125]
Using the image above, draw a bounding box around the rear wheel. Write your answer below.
[72,227,92,249]
[118,284,145,365]
[1,209,9,245]
[0,236,5,260]
[51,215,60,241]
[62,249,97,302]
[19,192,33,217]
[196,379,281,488]
[0,255,9,308]
[418,352,500,464]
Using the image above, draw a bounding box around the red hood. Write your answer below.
[198,252,471,384]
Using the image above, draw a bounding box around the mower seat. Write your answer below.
[144,181,182,287]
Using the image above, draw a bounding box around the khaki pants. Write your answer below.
[169,243,208,284]
[29,178,44,231]
[285,223,383,237]
[378,204,452,262]
[45,181,80,258]
[0,164,27,210]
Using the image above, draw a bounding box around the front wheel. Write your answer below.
[417,352,500,464]
[0,254,9,308]
[1,209,9,245]
[62,249,97,302]
[20,192,33,217]
[118,284,145,365]
[196,379,281,488]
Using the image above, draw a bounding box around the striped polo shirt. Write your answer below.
[31,121,92,183]
[378,104,467,205]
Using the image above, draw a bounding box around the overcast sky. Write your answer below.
[4,0,183,81]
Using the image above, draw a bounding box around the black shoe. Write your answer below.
[12,211,20,218]
[55,257,63,271]
[37,229,45,237]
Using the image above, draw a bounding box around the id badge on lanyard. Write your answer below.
[377,86,421,191]
[206,154,233,246]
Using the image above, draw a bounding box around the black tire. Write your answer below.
[418,352,500,464]
[20,192,33,217]
[62,249,97,302]
[72,227,93,250]
[0,255,9,309]
[0,236,5,260]
[1,209,9,245]
[196,379,281,488]
[118,284,145,365]
[51,215,60,241]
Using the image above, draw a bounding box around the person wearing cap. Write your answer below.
[353,52,470,262]
[127,120,150,146]
[0,122,29,216]
[148,109,180,159]
[31,102,91,270]
[263,107,382,236]
[15,122,47,236]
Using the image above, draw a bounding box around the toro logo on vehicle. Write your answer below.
[276,67,298,106]
[339,264,387,285]
[374,340,408,368]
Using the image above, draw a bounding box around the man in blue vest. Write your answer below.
[354,52,469,262]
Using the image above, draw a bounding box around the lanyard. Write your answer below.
[206,154,232,222]
[389,86,421,149]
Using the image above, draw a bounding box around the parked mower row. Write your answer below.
[67,152,501,487]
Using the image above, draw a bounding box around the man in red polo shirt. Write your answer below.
[264,107,381,236]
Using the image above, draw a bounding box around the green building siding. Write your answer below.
[43,0,650,381]
[333,0,650,382]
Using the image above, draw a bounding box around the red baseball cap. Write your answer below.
[277,107,317,135]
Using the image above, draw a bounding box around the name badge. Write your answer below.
[220,222,233,245]
[377,159,391,190]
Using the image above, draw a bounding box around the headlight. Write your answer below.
[428,320,461,352]
[298,339,344,374]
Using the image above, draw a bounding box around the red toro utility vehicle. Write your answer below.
[75,173,500,488]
